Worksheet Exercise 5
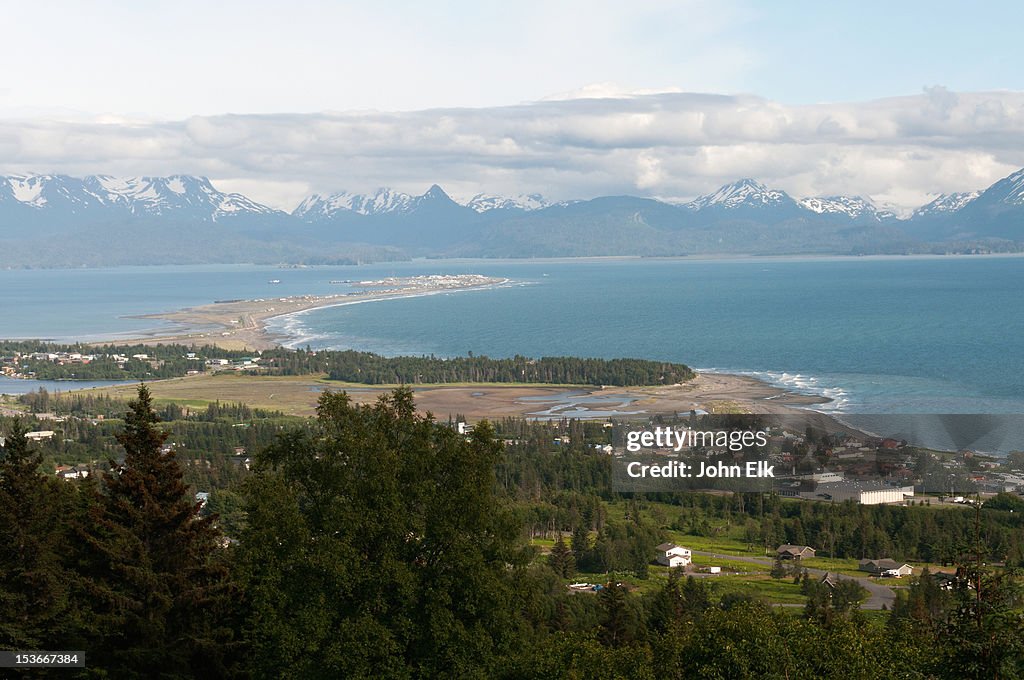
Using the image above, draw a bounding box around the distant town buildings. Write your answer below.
[823,481,915,505]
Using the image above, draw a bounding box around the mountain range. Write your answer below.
[2,168,1023,267]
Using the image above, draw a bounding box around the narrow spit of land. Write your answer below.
[122,274,508,351]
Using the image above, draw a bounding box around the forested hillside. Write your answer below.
[1,388,1022,678]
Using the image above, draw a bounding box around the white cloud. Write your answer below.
[542,83,686,101]
[1,88,1022,211]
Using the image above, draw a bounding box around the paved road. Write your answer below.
[692,550,895,610]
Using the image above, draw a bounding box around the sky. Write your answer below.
[1,0,1023,211]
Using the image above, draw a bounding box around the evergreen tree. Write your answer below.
[548,535,576,578]
[598,581,640,647]
[571,524,590,565]
[0,419,73,648]
[76,385,238,678]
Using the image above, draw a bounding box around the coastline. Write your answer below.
[111,275,512,352]
[13,277,852,425]
[15,273,858,427]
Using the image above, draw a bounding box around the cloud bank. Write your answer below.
[1,88,1023,212]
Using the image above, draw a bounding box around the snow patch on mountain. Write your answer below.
[294,188,415,218]
[463,192,549,212]
[985,168,1024,206]
[799,195,878,218]
[6,176,48,206]
[912,191,981,217]
[1,173,280,220]
[687,179,789,210]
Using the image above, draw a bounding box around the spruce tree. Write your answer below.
[77,385,238,678]
[0,419,73,648]
[571,524,590,566]
[548,534,576,578]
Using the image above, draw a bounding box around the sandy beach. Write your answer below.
[115,275,508,351]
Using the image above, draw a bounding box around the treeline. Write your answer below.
[17,389,129,417]
[0,340,251,361]
[316,350,694,385]
[4,340,696,386]
[2,340,254,380]
[15,355,206,380]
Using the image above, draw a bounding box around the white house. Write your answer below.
[655,542,692,568]
[859,559,913,578]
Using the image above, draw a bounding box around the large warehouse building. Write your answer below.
[819,480,915,505]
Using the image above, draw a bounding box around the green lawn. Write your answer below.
[662,531,766,557]
[529,537,557,552]
[712,574,808,604]
[689,555,766,574]
[799,556,865,577]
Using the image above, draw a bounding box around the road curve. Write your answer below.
[691,550,895,610]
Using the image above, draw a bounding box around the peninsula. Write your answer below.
[124,274,507,351]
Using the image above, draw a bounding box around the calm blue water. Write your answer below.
[3,257,1023,414]
[0,376,136,395]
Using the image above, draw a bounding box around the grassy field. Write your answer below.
[80,373,334,416]
[612,567,808,602]
[688,555,766,574]
[799,556,866,577]
[75,372,628,420]
[713,574,808,604]
[663,531,766,557]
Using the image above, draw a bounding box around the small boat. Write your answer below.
[268,279,281,284]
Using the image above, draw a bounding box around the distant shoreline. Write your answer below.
[3,249,1024,272]
[109,275,511,352]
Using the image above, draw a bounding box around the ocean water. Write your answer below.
[0,376,136,396]
[3,256,1023,415]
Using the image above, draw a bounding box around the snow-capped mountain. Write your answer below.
[3,168,1024,267]
[687,179,791,210]
[294,187,415,219]
[945,168,1024,240]
[3,175,51,207]
[0,173,283,222]
[291,184,477,247]
[799,195,879,219]
[912,191,981,218]
[0,174,108,214]
[463,192,549,213]
[89,175,280,219]
[972,168,1024,207]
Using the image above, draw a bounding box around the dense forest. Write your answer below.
[318,351,694,385]
[3,341,694,386]
[1,387,1022,678]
